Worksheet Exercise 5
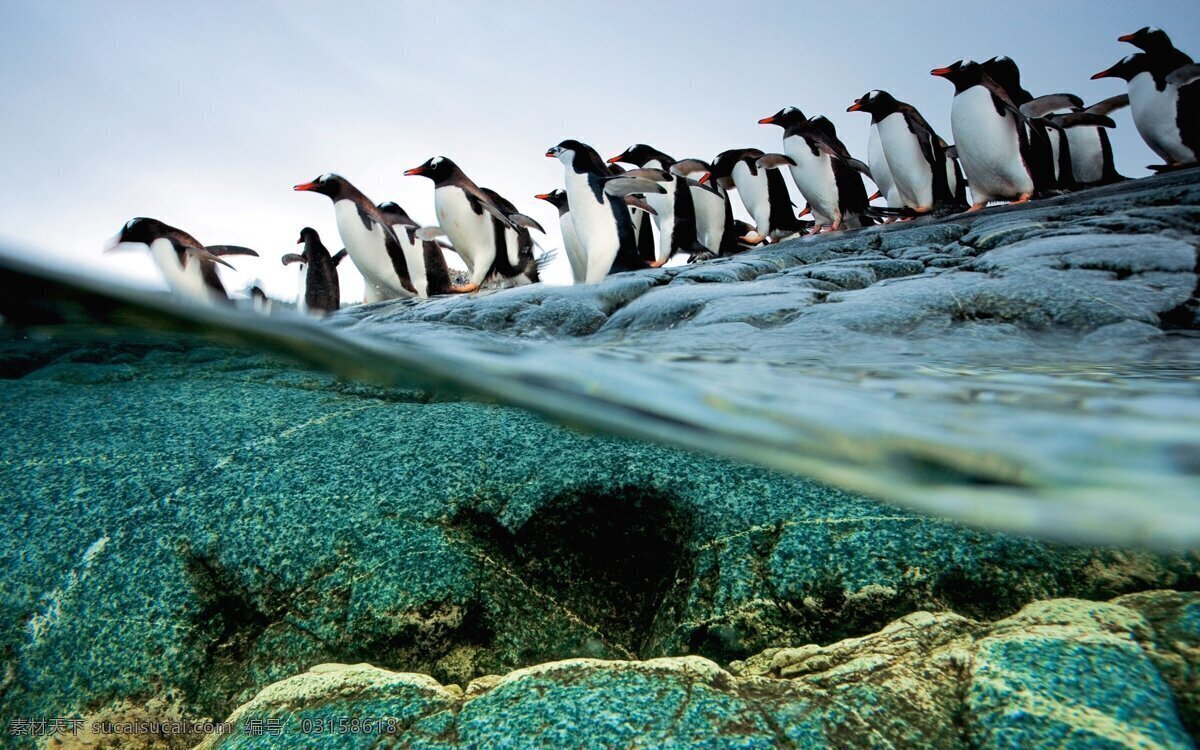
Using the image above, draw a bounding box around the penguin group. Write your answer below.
[108,27,1195,312]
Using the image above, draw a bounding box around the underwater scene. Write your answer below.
[3,1,1200,747]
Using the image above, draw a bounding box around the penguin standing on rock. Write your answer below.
[931,60,1036,211]
[293,173,419,301]
[1022,95,1125,189]
[282,227,346,315]
[546,139,667,283]
[403,157,533,293]
[848,90,966,214]
[375,201,456,298]
[534,189,586,284]
[1093,28,1199,169]
[608,143,707,264]
[107,217,259,305]
[707,148,808,243]
[670,158,745,259]
[759,108,873,232]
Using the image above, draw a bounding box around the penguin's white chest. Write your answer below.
[149,238,212,302]
[558,213,586,284]
[391,226,429,298]
[1128,73,1189,163]
[643,187,675,262]
[867,124,897,206]
[951,86,1032,202]
[878,113,934,209]
[782,135,838,224]
[563,169,621,283]
[1065,126,1104,184]
[731,161,772,234]
[434,187,491,272]
[333,200,409,299]
[690,185,726,253]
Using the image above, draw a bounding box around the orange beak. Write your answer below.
[798,206,811,218]
[698,173,711,184]
[1091,68,1114,80]
[293,181,319,191]
[296,237,303,244]
[403,167,426,176]
[758,116,776,124]
[868,191,882,201]
[534,193,552,201]
[545,150,556,158]
[606,154,625,164]
[930,66,954,77]
[847,101,864,112]
[1118,33,1136,42]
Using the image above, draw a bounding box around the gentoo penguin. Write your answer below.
[867,119,900,212]
[670,158,744,258]
[1120,26,1193,69]
[931,60,1036,210]
[706,148,808,242]
[534,189,586,284]
[1095,46,1198,168]
[848,90,966,214]
[759,108,873,231]
[375,201,456,297]
[608,144,708,264]
[545,139,666,283]
[248,284,272,315]
[1021,94,1125,189]
[403,157,538,292]
[293,173,419,301]
[108,217,259,304]
[282,227,346,315]
[979,55,1075,195]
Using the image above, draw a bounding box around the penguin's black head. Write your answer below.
[546,139,587,161]
[709,148,762,182]
[534,189,569,211]
[607,143,673,168]
[403,156,459,184]
[982,56,1032,103]
[931,60,983,92]
[758,107,806,128]
[1119,27,1172,53]
[1092,54,1149,82]
[293,173,345,200]
[847,90,897,119]
[113,217,171,246]
[297,226,320,245]
[376,201,416,226]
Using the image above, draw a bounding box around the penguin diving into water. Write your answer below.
[107,217,259,305]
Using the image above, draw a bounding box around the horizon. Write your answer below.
[1,0,1197,302]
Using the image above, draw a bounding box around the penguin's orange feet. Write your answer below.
[829,219,843,232]
[966,202,987,212]
[648,258,668,268]
[450,283,479,294]
[1011,193,1033,205]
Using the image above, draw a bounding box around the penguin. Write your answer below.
[867,120,901,213]
[107,217,259,305]
[281,227,347,315]
[931,60,1036,211]
[982,56,1073,195]
[477,187,547,287]
[534,189,586,284]
[758,108,873,231]
[293,173,420,301]
[248,284,272,315]
[1095,48,1199,169]
[402,156,532,293]
[1021,94,1125,189]
[374,201,457,297]
[669,158,744,259]
[706,148,808,242]
[848,90,966,214]
[1120,26,1193,69]
[545,139,666,283]
[607,144,710,264]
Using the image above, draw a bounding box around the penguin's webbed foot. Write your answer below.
[966,202,987,213]
[450,283,480,294]
[1011,193,1033,205]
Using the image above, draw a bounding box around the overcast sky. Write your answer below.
[1,0,1196,301]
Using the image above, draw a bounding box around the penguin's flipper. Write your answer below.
[1019,93,1084,118]
[1085,94,1130,116]
[624,195,658,216]
[508,213,546,234]
[188,247,236,270]
[1167,64,1200,87]
[620,168,672,182]
[331,249,348,266]
[1050,113,1117,129]
[602,176,668,197]
[281,253,306,266]
[671,159,712,177]
[463,186,517,229]
[841,157,873,178]
[207,245,260,257]
[416,226,449,242]
[756,153,797,169]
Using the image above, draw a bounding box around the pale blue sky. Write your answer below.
[1,0,1196,299]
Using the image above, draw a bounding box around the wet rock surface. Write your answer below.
[197,591,1197,749]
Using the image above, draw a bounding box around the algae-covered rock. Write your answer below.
[198,592,1196,749]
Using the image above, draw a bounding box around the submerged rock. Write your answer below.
[196,591,1197,749]
[0,343,1196,741]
